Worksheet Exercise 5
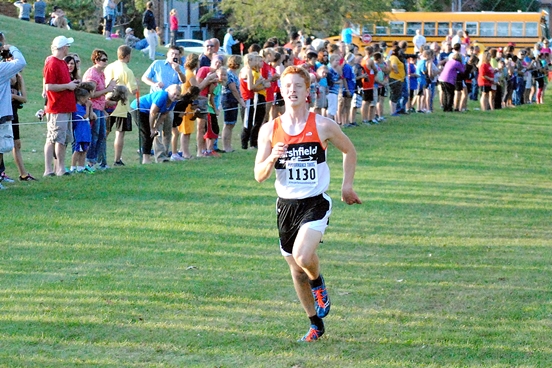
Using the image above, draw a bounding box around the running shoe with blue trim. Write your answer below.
[298,324,324,342]
[312,275,331,318]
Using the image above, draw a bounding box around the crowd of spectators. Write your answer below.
[1,16,551,189]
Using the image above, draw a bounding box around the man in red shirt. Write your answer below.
[43,36,79,176]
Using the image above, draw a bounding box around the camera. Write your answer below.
[173,57,179,63]
[0,49,12,61]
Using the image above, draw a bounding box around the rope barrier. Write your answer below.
[7,73,542,127]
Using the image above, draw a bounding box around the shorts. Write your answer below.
[107,114,132,132]
[481,85,493,93]
[455,80,464,91]
[274,92,285,107]
[362,88,374,102]
[11,107,20,141]
[378,86,387,98]
[203,113,219,140]
[46,112,72,145]
[314,87,328,109]
[525,75,532,89]
[415,86,425,96]
[389,79,403,103]
[353,93,362,109]
[326,93,338,117]
[222,100,239,124]
[73,142,90,152]
[276,193,332,257]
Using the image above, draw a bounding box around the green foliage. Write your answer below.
[220,0,392,41]
[48,0,99,31]
[393,0,448,11]
[477,0,541,12]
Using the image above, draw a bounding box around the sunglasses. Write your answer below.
[206,44,214,47]
[98,58,108,62]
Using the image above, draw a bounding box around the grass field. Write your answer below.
[1,15,552,367]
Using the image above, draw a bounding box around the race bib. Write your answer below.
[286,161,318,187]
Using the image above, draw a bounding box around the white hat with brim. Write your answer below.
[125,28,133,34]
[52,36,74,49]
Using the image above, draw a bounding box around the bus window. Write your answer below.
[480,22,495,36]
[390,21,405,35]
[452,22,463,33]
[375,26,387,35]
[511,22,523,37]
[466,22,477,36]
[363,24,374,34]
[406,22,422,35]
[497,22,509,36]
[437,22,449,36]
[525,22,538,37]
[424,22,436,36]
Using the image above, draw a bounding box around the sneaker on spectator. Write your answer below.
[298,325,324,342]
[0,172,15,183]
[170,154,184,162]
[113,160,125,167]
[83,166,95,174]
[19,174,37,181]
[204,150,221,157]
[371,119,380,125]
[0,182,5,190]
[98,164,110,171]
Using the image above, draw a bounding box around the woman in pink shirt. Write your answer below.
[169,9,178,47]
[82,49,116,169]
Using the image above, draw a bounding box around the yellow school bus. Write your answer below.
[327,10,550,52]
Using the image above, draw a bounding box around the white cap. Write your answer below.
[125,27,133,34]
[52,35,74,49]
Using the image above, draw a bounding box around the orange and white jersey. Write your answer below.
[272,112,330,199]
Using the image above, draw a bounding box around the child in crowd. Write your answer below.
[326,54,342,121]
[314,65,329,116]
[204,67,227,157]
[71,88,93,173]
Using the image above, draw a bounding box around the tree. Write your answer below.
[477,0,541,12]
[219,0,392,41]
[47,0,144,33]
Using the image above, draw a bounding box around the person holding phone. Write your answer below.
[141,46,186,162]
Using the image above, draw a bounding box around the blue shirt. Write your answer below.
[416,59,427,88]
[222,69,240,103]
[143,60,183,93]
[131,90,176,114]
[408,63,418,90]
[327,68,341,94]
[341,28,354,44]
[33,0,46,17]
[223,33,238,55]
[342,63,356,93]
[72,103,91,143]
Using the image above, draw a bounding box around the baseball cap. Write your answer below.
[125,27,133,34]
[52,35,74,49]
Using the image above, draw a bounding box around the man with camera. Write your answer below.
[0,36,27,189]
[141,46,186,162]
